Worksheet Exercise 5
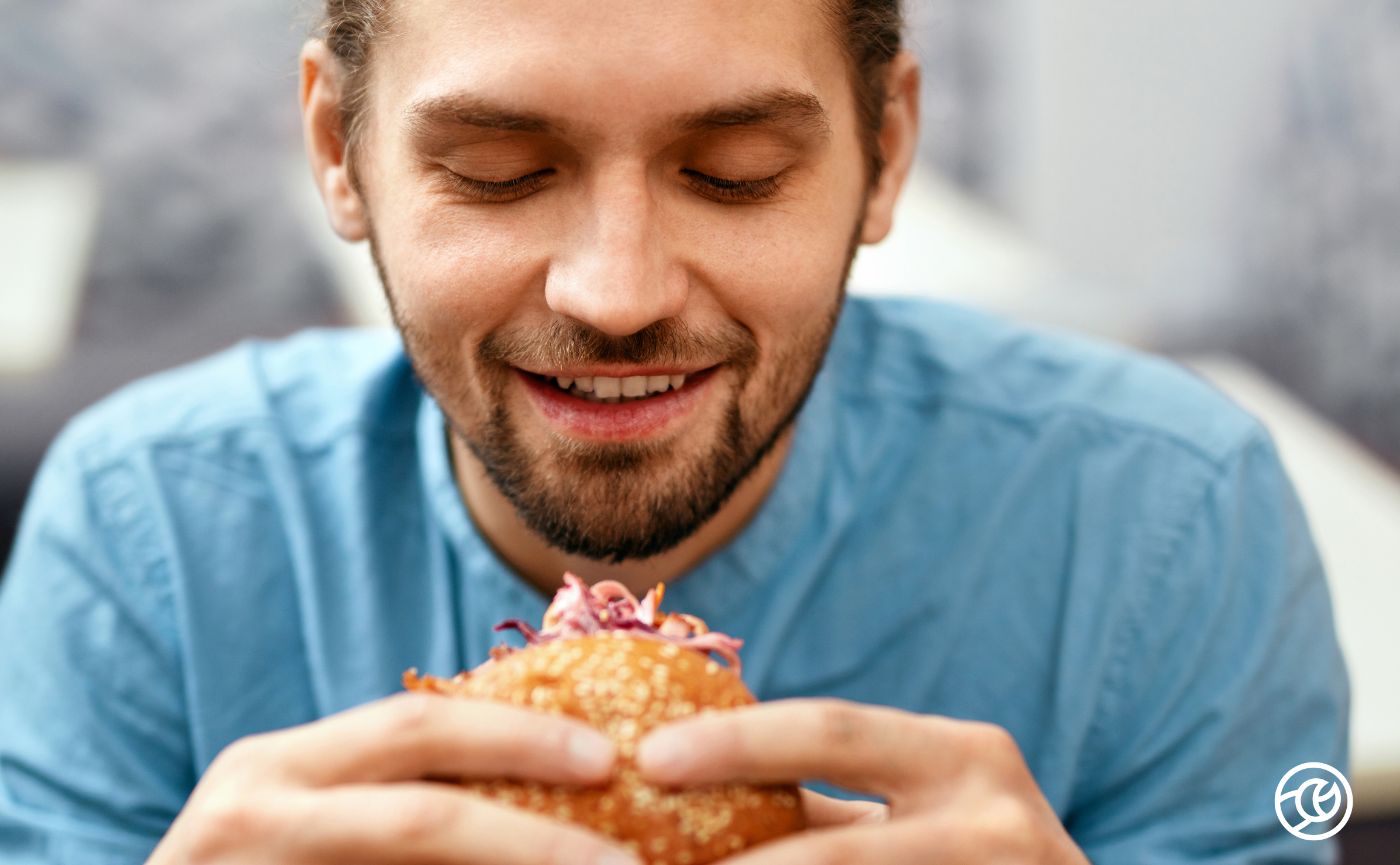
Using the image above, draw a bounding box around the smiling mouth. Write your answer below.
[523,368,716,404]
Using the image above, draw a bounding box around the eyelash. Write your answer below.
[681,169,785,203]
[445,169,554,203]
[443,168,784,204]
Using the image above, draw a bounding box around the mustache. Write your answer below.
[478,318,759,372]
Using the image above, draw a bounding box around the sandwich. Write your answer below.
[404,573,805,864]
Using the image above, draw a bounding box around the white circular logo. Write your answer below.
[1275,762,1352,841]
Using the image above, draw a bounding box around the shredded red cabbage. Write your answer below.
[492,572,743,672]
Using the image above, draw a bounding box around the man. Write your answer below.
[0,0,1348,863]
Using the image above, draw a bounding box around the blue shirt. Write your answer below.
[0,297,1348,864]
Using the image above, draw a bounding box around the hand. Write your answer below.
[635,699,1089,864]
[146,692,639,865]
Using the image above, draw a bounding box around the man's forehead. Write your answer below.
[375,0,848,141]
[385,0,835,49]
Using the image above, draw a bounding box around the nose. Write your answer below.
[544,173,687,337]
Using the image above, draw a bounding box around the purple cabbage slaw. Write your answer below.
[492,572,743,673]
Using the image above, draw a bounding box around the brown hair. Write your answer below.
[321,0,903,185]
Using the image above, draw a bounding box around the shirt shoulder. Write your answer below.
[836,296,1264,467]
[57,328,419,469]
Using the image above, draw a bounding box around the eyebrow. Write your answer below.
[678,89,832,141]
[405,94,558,137]
[403,88,832,142]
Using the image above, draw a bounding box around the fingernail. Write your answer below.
[591,851,642,865]
[568,731,615,776]
[637,730,687,776]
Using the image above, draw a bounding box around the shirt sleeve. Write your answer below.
[1068,432,1351,864]
[0,428,193,864]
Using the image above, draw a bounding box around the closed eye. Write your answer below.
[445,168,554,202]
[682,169,784,203]
[441,167,783,204]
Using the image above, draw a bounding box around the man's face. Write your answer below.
[354,0,871,561]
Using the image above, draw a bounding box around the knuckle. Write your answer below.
[969,721,1017,752]
[987,794,1037,840]
[538,724,578,762]
[188,793,273,858]
[955,794,1043,857]
[208,734,267,777]
[385,790,461,842]
[381,691,438,739]
[815,699,865,749]
[964,721,1023,773]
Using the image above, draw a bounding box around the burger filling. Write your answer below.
[492,573,744,672]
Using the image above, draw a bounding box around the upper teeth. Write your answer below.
[553,373,686,399]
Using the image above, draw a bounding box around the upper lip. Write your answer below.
[517,364,718,378]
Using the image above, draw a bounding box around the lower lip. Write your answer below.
[518,368,718,442]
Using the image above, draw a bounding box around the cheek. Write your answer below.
[683,184,858,347]
[374,186,549,336]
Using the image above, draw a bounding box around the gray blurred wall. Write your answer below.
[0,0,339,556]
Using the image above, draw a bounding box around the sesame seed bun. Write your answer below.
[406,632,805,865]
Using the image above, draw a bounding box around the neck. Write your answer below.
[449,430,795,599]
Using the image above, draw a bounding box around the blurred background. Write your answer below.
[1,0,1397,858]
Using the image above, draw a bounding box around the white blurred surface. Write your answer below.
[848,166,1150,344]
[989,0,1320,322]
[849,166,1053,300]
[1191,356,1400,816]
[0,161,98,374]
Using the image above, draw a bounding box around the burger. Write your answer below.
[404,573,805,864]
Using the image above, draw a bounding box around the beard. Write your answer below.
[371,224,857,563]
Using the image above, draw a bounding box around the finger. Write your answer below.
[637,698,949,796]
[798,788,889,828]
[719,819,931,865]
[281,783,641,865]
[253,692,616,787]
[725,808,1073,865]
